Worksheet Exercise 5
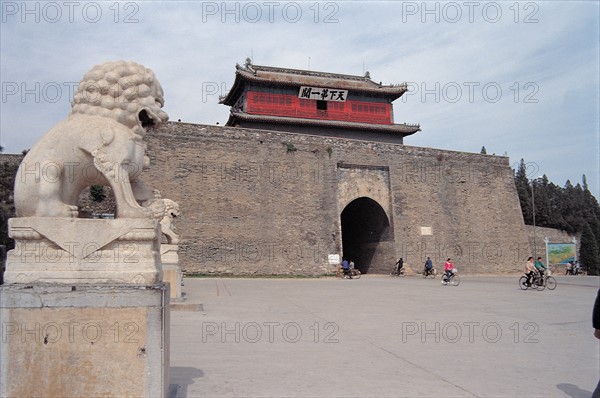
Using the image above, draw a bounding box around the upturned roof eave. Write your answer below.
[222,69,408,102]
[227,111,421,136]
[220,71,246,106]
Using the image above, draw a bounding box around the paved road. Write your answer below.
[169,275,600,397]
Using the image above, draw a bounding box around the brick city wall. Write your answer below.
[1,154,24,169]
[143,122,531,275]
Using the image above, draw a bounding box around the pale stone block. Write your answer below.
[0,284,170,397]
[4,217,162,285]
[161,244,182,300]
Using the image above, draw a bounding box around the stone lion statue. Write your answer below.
[160,199,180,244]
[143,195,180,244]
[14,61,169,218]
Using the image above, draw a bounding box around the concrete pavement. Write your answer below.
[169,275,600,397]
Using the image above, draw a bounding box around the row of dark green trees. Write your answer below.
[514,159,600,275]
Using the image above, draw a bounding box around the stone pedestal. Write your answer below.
[0,284,170,397]
[161,244,182,301]
[1,218,170,397]
[4,218,162,284]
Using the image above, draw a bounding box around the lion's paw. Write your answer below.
[66,205,79,218]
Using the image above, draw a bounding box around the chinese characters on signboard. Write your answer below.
[299,86,348,102]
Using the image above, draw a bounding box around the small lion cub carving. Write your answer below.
[145,194,181,245]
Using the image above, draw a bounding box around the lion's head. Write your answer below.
[70,61,169,137]
[163,199,180,220]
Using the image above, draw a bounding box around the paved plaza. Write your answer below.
[169,275,600,397]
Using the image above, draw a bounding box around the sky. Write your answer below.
[1,1,599,198]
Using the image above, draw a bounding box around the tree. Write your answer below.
[514,159,532,224]
[546,181,569,231]
[480,146,487,154]
[582,174,600,219]
[514,162,600,237]
[590,217,600,255]
[532,176,551,227]
[580,223,599,276]
[90,185,106,202]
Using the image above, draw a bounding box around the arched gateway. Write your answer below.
[341,197,393,274]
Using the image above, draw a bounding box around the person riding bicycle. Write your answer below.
[442,258,454,284]
[341,258,352,279]
[535,257,547,281]
[424,257,433,276]
[395,257,404,275]
[524,256,536,287]
[566,261,574,275]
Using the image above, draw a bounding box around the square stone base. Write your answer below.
[4,217,162,285]
[0,283,170,397]
[161,244,182,301]
[163,263,183,301]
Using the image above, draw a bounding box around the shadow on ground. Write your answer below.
[556,383,593,398]
[169,367,204,398]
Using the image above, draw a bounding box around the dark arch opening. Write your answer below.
[341,197,391,274]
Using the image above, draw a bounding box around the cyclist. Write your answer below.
[524,256,536,287]
[442,258,454,285]
[424,257,433,276]
[341,258,352,279]
[535,257,547,282]
[566,261,573,275]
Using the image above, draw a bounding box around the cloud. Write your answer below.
[0,1,598,197]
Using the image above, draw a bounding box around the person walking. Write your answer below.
[395,257,404,275]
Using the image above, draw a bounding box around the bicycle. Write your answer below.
[534,272,557,291]
[519,274,539,290]
[519,272,556,291]
[335,266,361,279]
[441,270,460,286]
[422,268,437,278]
[390,267,406,277]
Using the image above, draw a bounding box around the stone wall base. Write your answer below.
[0,283,170,397]
[161,244,182,301]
